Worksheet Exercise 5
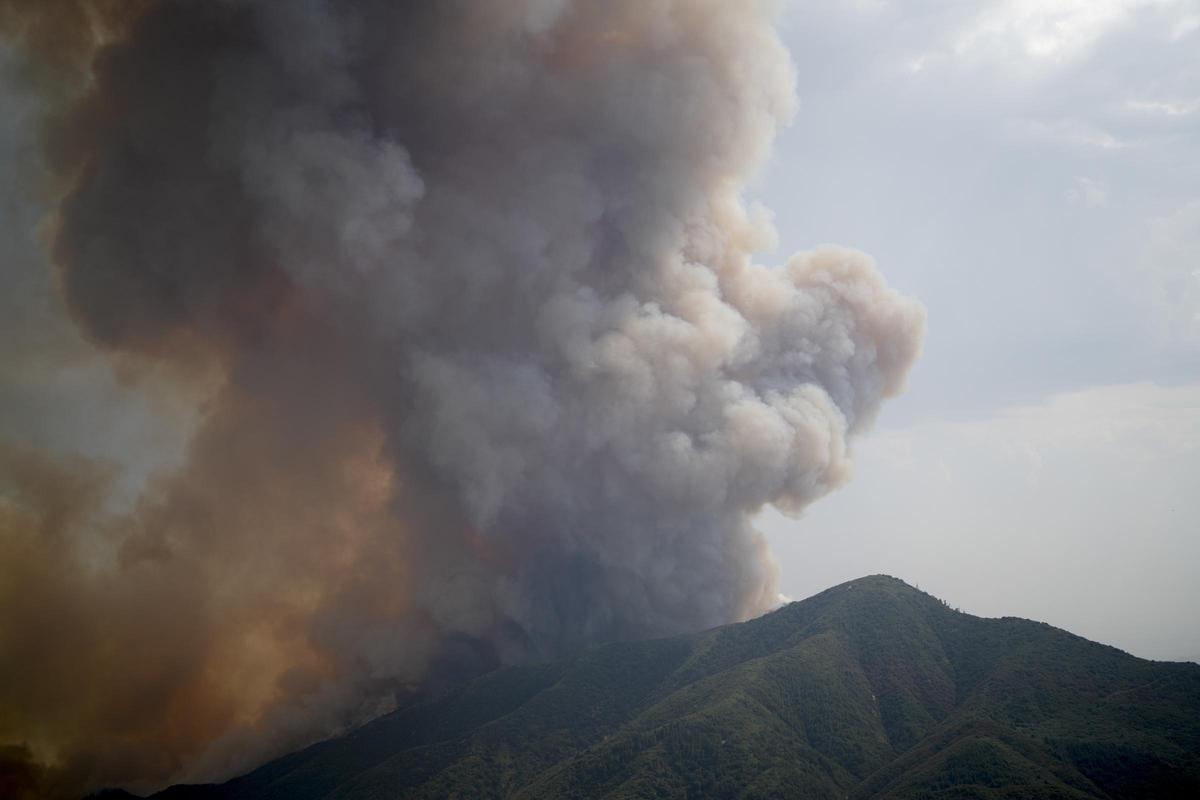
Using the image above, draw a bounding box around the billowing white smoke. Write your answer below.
[227,0,923,640]
[0,0,923,795]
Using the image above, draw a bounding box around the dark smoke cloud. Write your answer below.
[0,0,152,88]
[0,1,924,796]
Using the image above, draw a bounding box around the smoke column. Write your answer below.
[0,1,924,796]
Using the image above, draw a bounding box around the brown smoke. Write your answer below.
[0,1,925,796]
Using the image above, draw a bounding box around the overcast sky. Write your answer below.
[757,0,1200,662]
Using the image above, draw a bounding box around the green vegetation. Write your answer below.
[136,576,1200,799]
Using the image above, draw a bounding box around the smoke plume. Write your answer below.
[0,1,924,796]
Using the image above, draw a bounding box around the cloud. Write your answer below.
[762,381,1200,663]
[1143,200,1200,347]
[1009,117,1133,150]
[1123,97,1200,116]
[1065,176,1109,207]
[951,0,1188,63]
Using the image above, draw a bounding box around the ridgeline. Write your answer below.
[113,576,1200,799]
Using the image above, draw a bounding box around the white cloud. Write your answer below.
[1065,176,1109,207]
[763,381,1200,661]
[1123,97,1200,116]
[892,0,1196,81]
[953,0,1185,63]
[1169,11,1200,38]
[1143,199,1200,347]
[1009,117,1133,150]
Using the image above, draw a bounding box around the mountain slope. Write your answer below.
[133,576,1200,799]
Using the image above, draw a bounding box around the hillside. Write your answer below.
[123,576,1200,799]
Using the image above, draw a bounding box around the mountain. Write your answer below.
[126,576,1200,799]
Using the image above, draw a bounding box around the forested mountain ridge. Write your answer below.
[113,575,1200,799]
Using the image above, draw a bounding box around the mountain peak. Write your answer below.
[133,578,1200,800]
[809,573,923,597]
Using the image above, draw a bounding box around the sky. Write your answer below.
[756,0,1200,662]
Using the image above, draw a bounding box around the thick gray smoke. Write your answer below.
[0,1,924,796]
